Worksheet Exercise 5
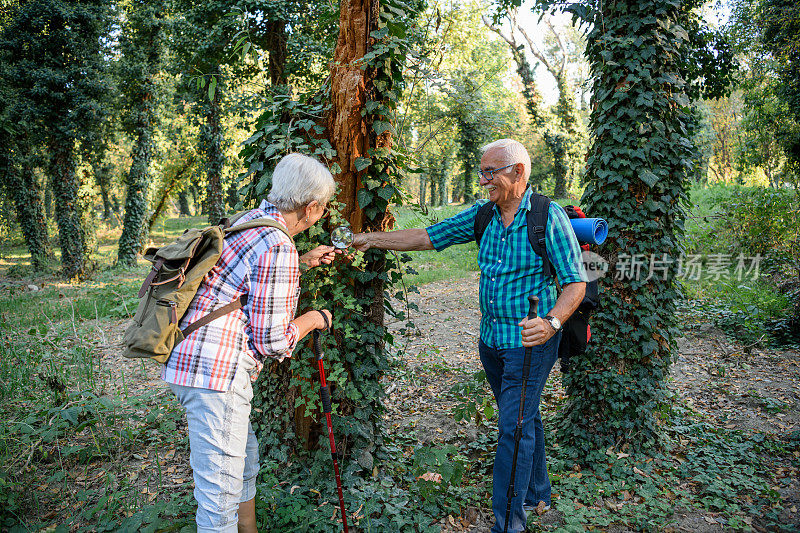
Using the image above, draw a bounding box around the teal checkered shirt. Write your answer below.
[426,188,588,349]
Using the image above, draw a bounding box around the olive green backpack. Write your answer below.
[122,214,293,363]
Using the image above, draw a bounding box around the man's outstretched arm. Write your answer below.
[351,229,434,252]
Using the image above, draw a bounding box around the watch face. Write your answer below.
[548,316,561,331]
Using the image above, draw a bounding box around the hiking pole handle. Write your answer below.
[527,295,539,320]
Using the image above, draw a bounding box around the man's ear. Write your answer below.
[513,162,525,182]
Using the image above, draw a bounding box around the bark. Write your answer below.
[326,0,378,233]
[265,19,288,87]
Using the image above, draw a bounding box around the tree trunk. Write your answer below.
[203,68,226,225]
[95,163,113,221]
[3,151,50,269]
[118,125,154,266]
[429,171,437,206]
[49,136,87,278]
[419,173,427,206]
[178,189,191,216]
[148,155,195,233]
[265,19,288,87]
[322,0,393,469]
[556,0,692,457]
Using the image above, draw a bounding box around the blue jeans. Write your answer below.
[479,333,560,533]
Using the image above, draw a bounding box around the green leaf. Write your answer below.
[357,188,372,208]
[208,77,217,101]
[639,170,659,187]
[354,157,372,171]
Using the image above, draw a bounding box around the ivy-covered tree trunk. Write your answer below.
[429,171,437,206]
[202,69,226,225]
[322,0,396,472]
[49,136,87,278]
[178,189,191,216]
[93,161,113,221]
[553,74,584,197]
[556,0,693,457]
[118,127,155,265]
[2,149,50,269]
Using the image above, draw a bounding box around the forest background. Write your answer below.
[0,0,799,531]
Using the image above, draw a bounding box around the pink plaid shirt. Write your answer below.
[161,201,300,391]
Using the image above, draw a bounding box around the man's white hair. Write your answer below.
[267,153,336,211]
[481,139,531,181]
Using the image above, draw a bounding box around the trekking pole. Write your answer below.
[503,295,539,533]
[313,311,349,533]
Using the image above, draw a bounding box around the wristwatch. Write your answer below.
[544,315,562,332]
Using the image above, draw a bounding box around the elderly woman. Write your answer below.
[162,153,337,533]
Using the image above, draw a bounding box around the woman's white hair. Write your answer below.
[481,139,532,181]
[267,153,337,211]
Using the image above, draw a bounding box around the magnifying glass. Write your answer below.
[330,226,354,249]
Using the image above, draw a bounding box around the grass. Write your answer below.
[0,216,203,532]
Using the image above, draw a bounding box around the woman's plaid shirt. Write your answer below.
[162,201,300,392]
[426,188,588,349]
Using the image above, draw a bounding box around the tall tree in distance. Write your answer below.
[0,2,52,270]
[117,0,169,266]
[1,0,114,278]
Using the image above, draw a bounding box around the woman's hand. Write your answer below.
[316,309,332,330]
[300,245,339,269]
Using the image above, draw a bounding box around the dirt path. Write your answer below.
[386,275,800,532]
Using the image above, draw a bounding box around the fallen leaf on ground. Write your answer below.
[418,472,442,483]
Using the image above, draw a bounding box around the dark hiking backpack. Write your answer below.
[473,195,600,371]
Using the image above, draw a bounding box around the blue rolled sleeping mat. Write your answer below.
[570,217,608,245]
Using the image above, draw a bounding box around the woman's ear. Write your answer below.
[304,201,319,221]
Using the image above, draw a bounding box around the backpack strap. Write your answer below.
[178,217,294,339]
[527,193,553,279]
[181,294,249,339]
[473,201,495,247]
[224,216,295,245]
[138,257,165,298]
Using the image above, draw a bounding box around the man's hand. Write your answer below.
[518,316,556,348]
[351,233,370,252]
[300,245,339,269]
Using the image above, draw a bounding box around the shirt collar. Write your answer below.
[491,186,534,219]
[257,199,288,227]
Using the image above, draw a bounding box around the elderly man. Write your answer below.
[352,139,587,532]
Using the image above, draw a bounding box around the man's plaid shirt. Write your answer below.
[162,201,300,392]
[426,188,588,349]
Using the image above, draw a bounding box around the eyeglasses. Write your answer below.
[321,205,330,218]
[478,163,516,181]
